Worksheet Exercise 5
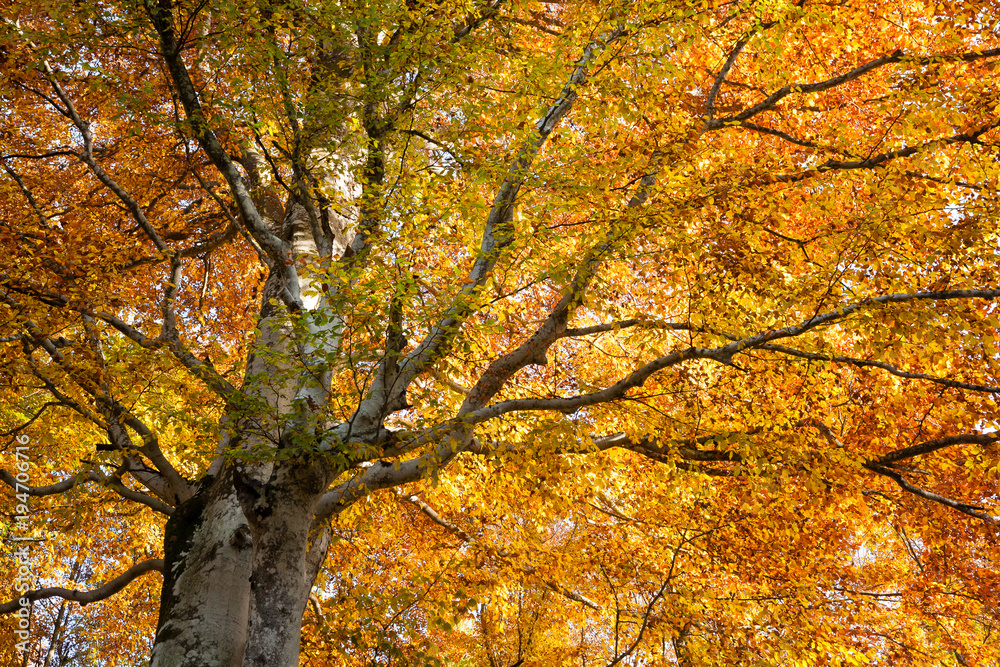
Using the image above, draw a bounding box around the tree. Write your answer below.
[1,0,999,663]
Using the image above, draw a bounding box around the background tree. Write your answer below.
[1,0,999,664]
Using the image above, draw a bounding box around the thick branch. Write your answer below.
[0,469,81,496]
[114,411,192,505]
[102,466,176,516]
[463,345,730,421]
[865,463,999,523]
[316,425,478,521]
[875,433,999,465]
[1,466,174,515]
[452,0,505,42]
[0,559,164,615]
[159,256,184,341]
[705,19,778,119]
[456,169,662,419]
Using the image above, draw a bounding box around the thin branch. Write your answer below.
[0,159,53,228]
[593,431,748,463]
[803,418,845,449]
[461,344,729,421]
[402,493,601,610]
[0,299,192,505]
[504,15,562,37]
[562,319,701,338]
[761,118,1000,184]
[740,289,1000,348]
[397,129,466,168]
[122,220,239,269]
[402,492,474,542]
[1,278,236,400]
[24,363,107,429]
[431,369,471,395]
[190,166,270,266]
[0,401,63,437]
[464,289,1000,422]
[673,459,737,477]
[32,58,171,256]
[760,343,1000,393]
[737,122,830,150]
[605,581,669,667]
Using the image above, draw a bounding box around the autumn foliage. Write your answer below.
[1,0,999,664]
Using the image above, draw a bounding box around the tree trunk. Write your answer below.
[240,462,331,666]
[150,463,333,666]
[150,470,252,667]
[150,280,296,667]
[151,187,351,665]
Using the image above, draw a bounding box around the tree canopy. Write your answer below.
[1,0,999,664]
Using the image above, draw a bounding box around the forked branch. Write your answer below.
[0,466,175,515]
[710,46,1000,128]
[147,0,303,311]
[394,25,629,394]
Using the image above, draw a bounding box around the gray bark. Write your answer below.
[150,470,252,667]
